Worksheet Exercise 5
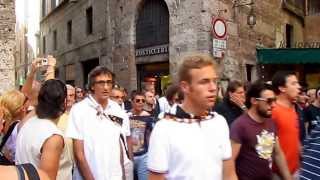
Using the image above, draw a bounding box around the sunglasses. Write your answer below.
[134,99,145,103]
[255,97,276,105]
[112,96,124,99]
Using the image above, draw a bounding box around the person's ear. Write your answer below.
[180,81,189,94]
[250,97,258,106]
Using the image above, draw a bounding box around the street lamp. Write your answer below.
[233,0,256,28]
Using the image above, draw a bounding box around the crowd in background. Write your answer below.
[0,53,319,180]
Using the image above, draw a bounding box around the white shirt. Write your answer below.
[147,106,231,180]
[15,116,71,180]
[157,97,171,114]
[66,95,130,180]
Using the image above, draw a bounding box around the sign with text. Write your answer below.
[213,38,227,49]
[136,44,169,57]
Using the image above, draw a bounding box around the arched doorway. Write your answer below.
[136,0,169,95]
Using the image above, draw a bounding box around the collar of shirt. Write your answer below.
[87,95,123,126]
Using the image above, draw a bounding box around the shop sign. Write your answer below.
[278,41,320,48]
[136,44,169,57]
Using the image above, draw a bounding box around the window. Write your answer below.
[53,30,57,50]
[86,7,93,35]
[136,0,169,48]
[309,0,320,15]
[67,21,72,44]
[51,0,56,10]
[42,0,46,17]
[42,36,46,54]
[285,24,293,48]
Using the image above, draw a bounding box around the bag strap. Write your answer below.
[16,164,26,180]
[120,134,130,160]
[0,121,19,151]
[21,163,40,180]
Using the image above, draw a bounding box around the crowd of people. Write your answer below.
[0,53,319,180]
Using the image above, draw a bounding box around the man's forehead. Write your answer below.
[95,74,112,80]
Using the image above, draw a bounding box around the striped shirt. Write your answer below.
[300,124,320,180]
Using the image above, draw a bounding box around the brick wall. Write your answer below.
[0,0,16,94]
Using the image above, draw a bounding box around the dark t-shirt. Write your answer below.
[304,104,320,133]
[129,115,154,156]
[230,113,277,180]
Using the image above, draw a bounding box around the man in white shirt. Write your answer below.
[66,66,131,180]
[148,53,237,180]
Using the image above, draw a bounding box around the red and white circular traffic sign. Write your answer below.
[212,17,227,39]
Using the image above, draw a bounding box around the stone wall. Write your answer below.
[109,0,305,90]
[40,0,308,92]
[0,0,15,94]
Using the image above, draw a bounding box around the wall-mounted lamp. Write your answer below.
[247,9,256,28]
[233,0,256,28]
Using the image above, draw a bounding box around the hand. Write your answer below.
[30,58,42,74]
[47,55,56,67]
[230,94,246,109]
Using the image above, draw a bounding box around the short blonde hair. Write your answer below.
[178,53,217,83]
[0,90,26,123]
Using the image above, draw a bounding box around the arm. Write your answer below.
[126,136,134,160]
[39,134,64,180]
[149,171,166,180]
[274,138,292,180]
[73,139,94,180]
[223,139,241,180]
[21,58,41,98]
[223,159,238,180]
[44,55,56,81]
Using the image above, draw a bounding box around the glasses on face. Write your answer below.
[112,96,124,100]
[255,97,276,105]
[94,80,114,86]
[134,99,145,103]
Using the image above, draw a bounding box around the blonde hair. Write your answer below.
[0,90,26,123]
[178,53,218,83]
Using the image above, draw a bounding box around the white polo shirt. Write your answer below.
[66,95,130,180]
[147,106,231,180]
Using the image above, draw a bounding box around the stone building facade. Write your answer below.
[15,0,41,87]
[0,0,16,93]
[39,0,319,93]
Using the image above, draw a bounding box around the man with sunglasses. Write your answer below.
[230,81,292,180]
[66,66,131,180]
[127,92,153,180]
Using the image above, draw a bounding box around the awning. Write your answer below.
[256,48,320,64]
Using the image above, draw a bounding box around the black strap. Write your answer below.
[120,134,130,160]
[0,121,19,151]
[21,163,40,180]
[16,165,26,180]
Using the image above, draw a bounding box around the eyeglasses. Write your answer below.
[94,80,114,86]
[255,97,276,105]
[134,99,145,103]
[112,96,124,99]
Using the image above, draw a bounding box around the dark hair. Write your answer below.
[316,87,320,98]
[245,80,274,108]
[36,79,67,120]
[88,66,115,91]
[272,71,296,95]
[165,84,182,102]
[131,91,145,101]
[226,80,244,98]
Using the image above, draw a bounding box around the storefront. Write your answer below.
[135,0,170,95]
[257,48,320,88]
